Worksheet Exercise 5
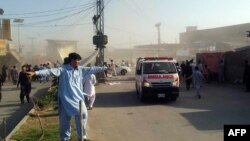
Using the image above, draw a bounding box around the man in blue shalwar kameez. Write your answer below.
[27,53,106,141]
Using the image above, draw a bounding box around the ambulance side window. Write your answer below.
[136,63,142,75]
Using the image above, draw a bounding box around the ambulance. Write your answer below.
[135,57,179,101]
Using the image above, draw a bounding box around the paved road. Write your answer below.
[88,74,250,141]
[0,81,50,139]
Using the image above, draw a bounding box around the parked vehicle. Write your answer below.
[115,65,131,75]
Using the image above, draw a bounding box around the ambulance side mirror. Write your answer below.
[136,69,142,75]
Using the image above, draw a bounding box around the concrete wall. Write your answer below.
[225,48,250,82]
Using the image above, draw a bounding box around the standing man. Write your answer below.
[197,60,203,74]
[17,65,31,104]
[243,60,250,92]
[180,61,186,77]
[83,74,97,110]
[0,73,3,102]
[190,66,205,99]
[185,62,193,90]
[218,60,225,83]
[26,53,106,141]
[1,64,8,84]
[110,59,117,77]
[121,60,125,66]
[11,66,18,85]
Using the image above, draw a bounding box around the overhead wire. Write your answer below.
[11,0,111,47]
[22,5,95,26]
[12,23,92,28]
[105,24,146,37]
[36,5,95,36]
[61,0,73,9]
[55,6,95,37]
[53,0,75,28]
[5,5,94,19]
[11,2,95,38]
[102,0,113,13]
[4,2,95,16]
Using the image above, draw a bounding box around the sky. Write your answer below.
[1,0,250,52]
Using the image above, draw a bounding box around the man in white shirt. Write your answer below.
[83,74,97,110]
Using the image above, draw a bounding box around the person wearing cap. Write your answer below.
[26,52,106,141]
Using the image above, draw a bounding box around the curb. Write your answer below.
[6,108,36,141]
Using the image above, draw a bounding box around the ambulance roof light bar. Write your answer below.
[143,57,173,60]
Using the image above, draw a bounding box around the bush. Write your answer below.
[33,85,58,110]
[31,76,59,110]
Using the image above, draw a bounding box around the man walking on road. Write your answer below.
[17,65,32,104]
[187,66,205,99]
[185,62,193,90]
[26,52,106,141]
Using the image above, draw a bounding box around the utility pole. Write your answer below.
[14,18,24,53]
[28,37,36,48]
[155,22,161,45]
[0,8,4,39]
[155,22,161,57]
[93,0,108,82]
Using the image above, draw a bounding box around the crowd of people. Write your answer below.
[0,63,52,85]
[178,58,250,99]
[178,59,206,99]
[0,64,53,105]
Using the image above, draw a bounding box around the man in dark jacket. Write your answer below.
[185,62,193,90]
[243,60,250,92]
[0,73,2,102]
[1,65,7,84]
[17,65,31,104]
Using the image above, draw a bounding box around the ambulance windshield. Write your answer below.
[143,62,177,74]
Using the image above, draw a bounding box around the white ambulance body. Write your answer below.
[135,57,179,101]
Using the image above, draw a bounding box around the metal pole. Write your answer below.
[0,8,3,39]
[155,23,161,57]
[0,19,2,39]
[79,101,83,141]
[96,0,105,82]
[18,24,20,53]
[157,27,160,44]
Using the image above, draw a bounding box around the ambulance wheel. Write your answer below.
[135,84,139,95]
[121,69,127,75]
[139,88,147,102]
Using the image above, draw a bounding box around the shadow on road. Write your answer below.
[95,76,250,131]
[0,87,49,139]
[0,103,21,108]
[94,91,176,108]
[167,82,250,131]
[94,91,142,108]
[2,86,37,92]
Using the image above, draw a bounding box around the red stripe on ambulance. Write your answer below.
[148,74,173,79]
